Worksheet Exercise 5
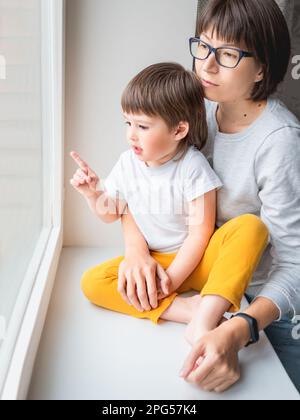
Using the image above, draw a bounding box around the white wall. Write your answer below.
[64,0,198,247]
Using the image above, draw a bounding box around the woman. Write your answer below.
[119,0,300,393]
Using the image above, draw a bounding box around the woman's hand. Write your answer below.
[179,318,249,393]
[117,250,172,312]
[69,151,100,199]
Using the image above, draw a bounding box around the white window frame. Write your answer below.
[0,0,65,400]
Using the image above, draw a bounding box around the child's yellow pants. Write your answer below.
[81,214,269,324]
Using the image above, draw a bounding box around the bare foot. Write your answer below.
[184,298,208,346]
[187,294,202,317]
[185,304,229,346]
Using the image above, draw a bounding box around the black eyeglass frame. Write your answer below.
[189,37,254,69]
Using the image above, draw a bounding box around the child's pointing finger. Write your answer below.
[70,151,89,173]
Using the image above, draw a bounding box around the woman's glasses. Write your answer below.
[189,37,254,69]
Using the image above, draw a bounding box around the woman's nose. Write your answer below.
[202,52,219,73]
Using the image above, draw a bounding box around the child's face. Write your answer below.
[123,112,186,167]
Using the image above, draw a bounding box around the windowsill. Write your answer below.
[27,247,300,400]
[0,225,63,400]
[0,0,64,401]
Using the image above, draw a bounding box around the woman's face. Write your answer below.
[195,27,264,103]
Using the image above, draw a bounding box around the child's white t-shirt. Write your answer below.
[103,145,223,253]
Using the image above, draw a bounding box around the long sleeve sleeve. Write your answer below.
[254,126,300,321]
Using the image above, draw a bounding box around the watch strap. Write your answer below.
[231,313,259,347]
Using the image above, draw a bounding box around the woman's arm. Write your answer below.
[179,297,280,393]
[180,127,300,392]
[253,127,300,320]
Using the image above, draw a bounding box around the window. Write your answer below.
[0,0,64,399]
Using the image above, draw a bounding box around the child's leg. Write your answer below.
[81,253,185,324]
[160,214,269,340]
[81,214,268,327]
[176,213,268,310]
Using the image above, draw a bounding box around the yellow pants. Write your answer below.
[81,214,269,324]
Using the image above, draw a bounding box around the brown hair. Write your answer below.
[121,62,207,160]
[196,0,291,101]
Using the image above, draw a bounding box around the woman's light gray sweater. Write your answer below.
[203,98,300,320]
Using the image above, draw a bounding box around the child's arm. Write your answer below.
[119,208,172,311]
[165,189,232,344]
[121,207,150,253]
[165,190,216,290]
[70,150,127,224]
[85,191,127,224]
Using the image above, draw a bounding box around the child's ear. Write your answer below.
[174,121,189,141]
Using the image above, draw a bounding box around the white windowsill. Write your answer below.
[1,226,63,400]
[28,247,300,400]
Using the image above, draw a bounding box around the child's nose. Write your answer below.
[128,129,138,142]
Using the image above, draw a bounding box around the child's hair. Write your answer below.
[196,0,291,101]
[121,62,207,161]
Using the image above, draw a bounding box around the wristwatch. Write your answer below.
[231,313,259,347]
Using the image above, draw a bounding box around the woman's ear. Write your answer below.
[174,121,189,141]
[255,67,265,83]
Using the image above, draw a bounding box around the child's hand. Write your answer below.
[118,254,173,311]
[69,151,100,199]
[156,265,174,300]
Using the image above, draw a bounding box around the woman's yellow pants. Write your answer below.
[81,214,269,324]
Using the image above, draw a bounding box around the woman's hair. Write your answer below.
[196,0,291,101]
[121,62,208,160]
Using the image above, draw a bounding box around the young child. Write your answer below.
[70,62,268,345]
